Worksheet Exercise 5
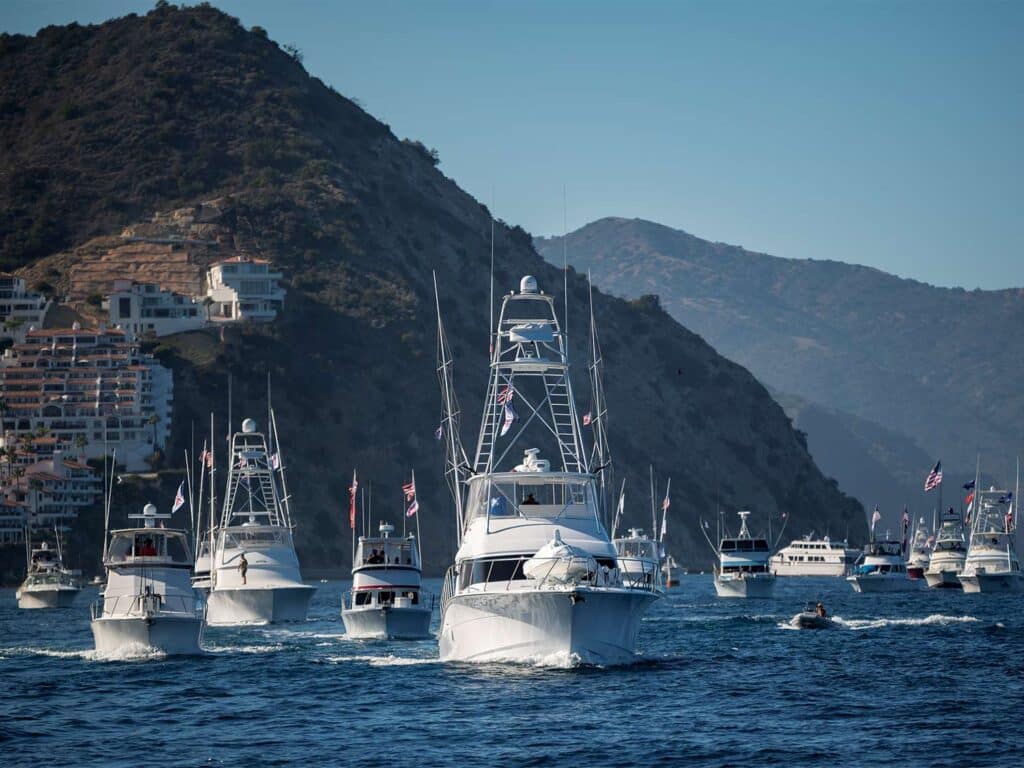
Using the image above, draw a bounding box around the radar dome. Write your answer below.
[143,503,158,516]
[242,418,257,433]
[520,275,538,294]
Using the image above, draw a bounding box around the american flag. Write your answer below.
[496,385,514,405]
[406,499,419,518]
[348,469,358,530]
[870,506,881,532]
[402,480,416,501]
[924,461,943,492]
[661,494,670,513]
[582,412,592,426]
[500,403,517,436]
[434,424,444,441]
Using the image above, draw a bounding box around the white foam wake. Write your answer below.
[325,654,438,667]
[833,614,978,630]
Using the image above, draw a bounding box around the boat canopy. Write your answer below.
[106,529,191,565]
[466,472,597,522]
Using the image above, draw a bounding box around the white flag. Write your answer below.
[870,507,881,533]
[500,403,517,436]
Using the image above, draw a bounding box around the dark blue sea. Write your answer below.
[1,576,1021,767]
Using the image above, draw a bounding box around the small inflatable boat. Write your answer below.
[792,611,836,630]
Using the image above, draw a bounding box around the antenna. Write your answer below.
[562,184,568,339]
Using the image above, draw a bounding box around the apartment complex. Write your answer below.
[0,324,173,471]
[2,450,102,537]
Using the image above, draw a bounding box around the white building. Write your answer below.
[3,450,102,534]
[206,257,285,323]
[105,280,205,339]
[0,274,51,343]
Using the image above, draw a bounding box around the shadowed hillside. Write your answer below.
[0,5,864,573]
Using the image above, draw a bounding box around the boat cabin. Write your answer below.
[466,471,597,522]
[355,524,420,569]
[106,529,192,566]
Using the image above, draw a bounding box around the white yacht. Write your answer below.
[90,503,204,655]
[958,480,1021,593]
[846,538,916,592]
[206,417,315,625]
[770,535,858,577]
[342,521,432,639]
[16,537,81,609]
[435,275,660,664]
[924,508,967,589]
[612,528,663,591]
[712,511,776,598]
[906,517,932,580]
[661,554,682,587]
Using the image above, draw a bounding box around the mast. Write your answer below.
[270,408,293,528]
[195,441,207,550]
[587,272,612,528]
[208,413,216,588]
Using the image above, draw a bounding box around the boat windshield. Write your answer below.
[357,539,417,567]
[466,476,595,521]
[221,527,290,550]
[720,539,769,552]
[107,531,191,564]
[616,540,657,559]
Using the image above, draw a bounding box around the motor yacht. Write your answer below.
[846,538,916,592]
[924,508,966,589]
[906,518,932,580]
[770,534,858,577]
[342,521,432,639]
[612,528,663,591]
[90,503,204,655]
[958,479,1021,593]
[205,416,315,625]
[16,537,80,609]
[711,511,776,598]
[435,275,660,664]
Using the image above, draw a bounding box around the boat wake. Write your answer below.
[8,643,168,662]
[325,654,439,668]
[204,643,284,655]
[778,614,980,631]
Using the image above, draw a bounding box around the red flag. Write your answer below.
[348,469,358,530]
[582,412,592,426]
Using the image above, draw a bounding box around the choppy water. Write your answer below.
[2,576,1022,767]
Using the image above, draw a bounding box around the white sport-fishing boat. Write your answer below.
[90,503,204,655]
[16,536,81,609]
[612,528,663,591]
[906,517,932,580]
[205,417,315,625]
[846,538,916,592]
[769,534,859,577]
[435,274,660,664]
[342,521,433,639]
[711,511,776,598]
[958,474,1022,593]
[924,508,966,589]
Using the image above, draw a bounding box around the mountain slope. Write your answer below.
[0,6,864,571]
[536,218,1024,492]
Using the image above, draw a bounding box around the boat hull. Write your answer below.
[439,587,657,665]
[924,570,963,589]
[792,612,835,630]
[16,586,80,609]
[846,575,920,593]
[958,572,1024,593]
[342,606,432,640]
[906,566,926,580]
[714,575,775,598]
[206,585,315,625]
[91,614,204,656]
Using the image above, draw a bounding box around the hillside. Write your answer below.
[0,5,864,572]
[536,218,1024,507]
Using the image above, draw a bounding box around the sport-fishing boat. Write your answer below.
[612,528,663,590]
[342,521,433,640]
[906,517,932,580]
[435,274,660,664]
[16,536,80,609]
[846,537,916,593]
[205,416,315,625]
[90,503,204,655]
[924,508,966,589]
[770,534,859,577]
[661,554,682,587]
[958,474,1022,593]
[711,511,776,598]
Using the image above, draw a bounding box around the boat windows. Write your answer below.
[467,477,595,521]
[107,532,191,563]
[222,529,287,550]
[357,540,416,566]
[355,591,373,606]
[720,539,769,552]
[458,557,529,589]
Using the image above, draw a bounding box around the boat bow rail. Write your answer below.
[90,592,204,621]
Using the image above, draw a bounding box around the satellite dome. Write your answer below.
[520,275,538,294]
[143,503,158,516]
[242,418,257,433]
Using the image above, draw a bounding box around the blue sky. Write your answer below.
[3,1,1022,289]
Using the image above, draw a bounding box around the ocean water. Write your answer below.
[1,576,1021,767]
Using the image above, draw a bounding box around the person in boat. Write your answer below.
[139,538,158,556]
[238,552,248,584]
[815,602,827,619]
[522,493,539,505]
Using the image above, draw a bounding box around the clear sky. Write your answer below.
[3,1,1022,289]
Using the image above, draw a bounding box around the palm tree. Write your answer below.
[73,434,88,459]
[28,476,44,527]
[147,413,160,446]
[203,296,214,323]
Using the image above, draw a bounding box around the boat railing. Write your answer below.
[441,565,457,612]
[90,592,204,620]
[615,556,663,589]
